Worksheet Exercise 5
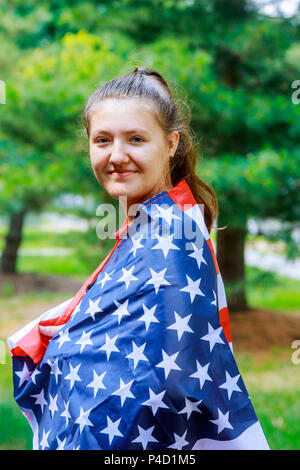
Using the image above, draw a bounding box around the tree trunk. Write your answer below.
[216,224,248,311]
[1,210,26,273]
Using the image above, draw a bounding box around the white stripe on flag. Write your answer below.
[192,421,270,450]
[7,297,73,351]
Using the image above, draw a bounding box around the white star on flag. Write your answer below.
[210,409,234,434]
[97,271,113,288]
[48,393,58,419]
[56,328,71,349]
[40,429,50,450]
[56,436,67,450]
[48,357,62,384]
[151,233,180,259]
[141,388,169,415]
[138,303,159,332]
[75,406,94,434]
[100,416,123,445]
[168,430,189,450]
[113,299,130,324]
[75,330,94,353]
[180,275,204,303]
[99,333,120,360]
[15,362,32,387]
[70,301,82,320]
[85,298,102,321]
[189,361,213,389]
[60,400,71,426]
[130,234,144,257]
[30,389,47,412]
[117,266,138,289]
[153,205,180,226]
[126,341,148,369]
[178,397,203,419]
[211,290,217,306]
[87,370,107,398]
[188,243,207,269]
[167,311,193,341]
[30,368,41,385]
[219,371,242,399]
[200,322,225,352]
[64,363,81,390]
[131,425,158,449]
[155,350,181,379]
[112,378,135,406]
[146,267,170,294]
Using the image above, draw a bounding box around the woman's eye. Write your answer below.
[96,137,108,144]
[95,136,144,144]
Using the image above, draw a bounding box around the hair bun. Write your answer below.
[134,67,151,76]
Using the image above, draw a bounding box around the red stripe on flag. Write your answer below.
[168,179,196,210]
[11,346,27,357]
[219,307,232,344]
[16,239,122,364]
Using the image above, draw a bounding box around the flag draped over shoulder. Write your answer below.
[7,179,269,450]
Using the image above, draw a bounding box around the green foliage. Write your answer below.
[1,0,300,270]
[202,148,300,228]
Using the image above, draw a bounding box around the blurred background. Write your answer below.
[0,0,300,450]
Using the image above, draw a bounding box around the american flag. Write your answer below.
[8,179,269,450]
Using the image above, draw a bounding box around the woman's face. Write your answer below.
[89,98,179,218]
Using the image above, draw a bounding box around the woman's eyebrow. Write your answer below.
[91,128,150,138]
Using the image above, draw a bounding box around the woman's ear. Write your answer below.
[168,131,180,157]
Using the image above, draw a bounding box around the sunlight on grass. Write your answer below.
[246,267,300,315]
[0,353,32,450]
[234,347,300,450]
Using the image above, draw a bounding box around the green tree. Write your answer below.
[1,0,299,313]
[0,29,130,271]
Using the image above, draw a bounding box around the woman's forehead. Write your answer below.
[89,98,159,135]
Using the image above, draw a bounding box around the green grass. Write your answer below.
[17,254,94,279]
[246,266,300,314]
[234,348,300,450]
[0,353,32,450]
[7,228,116,279]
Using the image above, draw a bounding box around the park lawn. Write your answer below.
[246,266,300,315]
[0,353,33,450]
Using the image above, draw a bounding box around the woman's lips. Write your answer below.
[109,171,137,177]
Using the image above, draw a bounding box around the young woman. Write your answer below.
[8,67,269,450]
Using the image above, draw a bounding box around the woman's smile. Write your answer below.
[108,170,138,177]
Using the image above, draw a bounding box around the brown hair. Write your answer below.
[83,66,218,232]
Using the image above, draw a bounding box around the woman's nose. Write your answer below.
[109,142,130,164]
